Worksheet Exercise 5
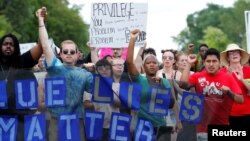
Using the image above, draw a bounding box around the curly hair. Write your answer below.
[0,33,21,68]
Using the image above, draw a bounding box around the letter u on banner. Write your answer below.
[15,79,38,109]
[179,91,204,123]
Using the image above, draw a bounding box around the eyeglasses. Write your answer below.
[162,56,174,60]
[112,64,124,67]
[96,66,111,71]
[62,49,76,55]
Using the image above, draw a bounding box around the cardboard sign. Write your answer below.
[90,3,148,47]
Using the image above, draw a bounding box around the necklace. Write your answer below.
[0,65,10,82]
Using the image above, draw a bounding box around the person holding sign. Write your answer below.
[0,7,46,141]
[127,29,176,141]
[179,48,243,141]
[37,7,93,141]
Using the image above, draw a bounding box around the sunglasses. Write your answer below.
[62,49,76,55]
[162,56,174,60]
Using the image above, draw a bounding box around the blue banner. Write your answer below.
[0,116,18,141]
[134,118,154,141]
[24,114,46,141]
[45,77,66,107]
[179,91,204,123]
[84,110,105,140]
[0,80,7,108]
[15,79,38,109]
[147,86,171,116]
[58,113,81,141]
[92,74,113,103]
[119,82,141,110]
[109,112,131,141]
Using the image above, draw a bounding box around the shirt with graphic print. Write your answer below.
[189,70,242,133]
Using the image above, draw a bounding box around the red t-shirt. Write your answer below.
[220,66,250,116]
[189,70,242,133]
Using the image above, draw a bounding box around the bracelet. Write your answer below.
[39,25,45,27]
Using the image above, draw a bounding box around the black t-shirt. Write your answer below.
[0,51,38,117]
[0,69,37,117]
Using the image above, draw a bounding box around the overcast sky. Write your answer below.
[69,0,236,60]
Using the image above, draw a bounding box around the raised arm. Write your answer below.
[126,29,140,75]
[36,7,55,65]
[179,54,197,90]
[86,41,99,64]
[134,41,146,73]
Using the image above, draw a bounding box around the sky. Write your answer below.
[69,0,236,60]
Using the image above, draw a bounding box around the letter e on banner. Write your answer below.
[179,91,204,123]
[45,77,66,107]
[148,86,171,116]
[109,112,131,141]
[84,110,104,140]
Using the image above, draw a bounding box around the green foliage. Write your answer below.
[0,0,89,54]
[202,26,231,51]
[174,0,250,52]
[0,15,13,37]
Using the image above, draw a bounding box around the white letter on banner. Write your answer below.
[0,81,7,108]
[47,79,64,106]
[93,76,111,102]
[17,81,36,107]
[0,102,6,108]
[86,113,102,137]
[127,85,133,108]
[0,117,16,141]
[27,116,43,140]
[149,88,168,115]
[110,115,130,141]
[135,119,153,141]
[182,95,201,120]
[60,115,76,140]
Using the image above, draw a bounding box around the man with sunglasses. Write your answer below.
[37,7,92,141]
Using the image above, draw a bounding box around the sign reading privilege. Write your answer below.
[90,3,148,48]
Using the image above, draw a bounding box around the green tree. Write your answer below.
[0,15,13,37]
[0,0,89,54]
[220,0,250,48]
[201,26,231,51]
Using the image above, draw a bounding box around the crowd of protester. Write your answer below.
[1,6,250,141]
